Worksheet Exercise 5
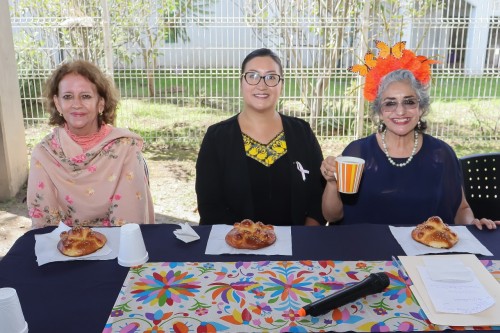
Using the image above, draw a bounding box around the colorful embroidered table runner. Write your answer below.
[103,260,500,332]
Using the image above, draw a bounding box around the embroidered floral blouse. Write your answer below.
[242,131,292,226]
[27,126,155,228]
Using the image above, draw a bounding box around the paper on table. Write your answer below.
[389,225,492,256]
[205,224,292,255]
[417,265,495,314]
[173,222,200,243]
[34,222,120,266]
[423,257,474,282]
[399,254,500,326]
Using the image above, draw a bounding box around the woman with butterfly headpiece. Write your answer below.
[321,41,499,230]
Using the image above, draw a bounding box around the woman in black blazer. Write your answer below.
[196,48,329,226]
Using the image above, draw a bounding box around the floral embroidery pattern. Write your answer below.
[104,260,500,332]
[28,192,63,225]
[43,132,140,172]
[30,132,145,228]
[132,270,201,306]
[243,131,287,167]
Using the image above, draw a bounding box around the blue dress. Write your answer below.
[341,133,463,225]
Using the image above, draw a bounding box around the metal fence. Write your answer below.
[9,0,500,147]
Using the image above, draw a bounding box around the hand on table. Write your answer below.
[471,218,500,230]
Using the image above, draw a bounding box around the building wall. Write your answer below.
[0,0,28,201]
[8,0,500,145]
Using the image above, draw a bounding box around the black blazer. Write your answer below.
[195,113,326,225]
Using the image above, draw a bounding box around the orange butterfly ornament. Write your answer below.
[375,40,406,59]
[417,55,441,65]
[348,51,377,77]
[348,40,441,101]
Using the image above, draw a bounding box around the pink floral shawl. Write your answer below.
[27,126,155,228]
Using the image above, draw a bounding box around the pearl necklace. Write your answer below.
[381,129,419,167]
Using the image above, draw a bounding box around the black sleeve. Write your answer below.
[195,126,234,225]
[305,125,327,225]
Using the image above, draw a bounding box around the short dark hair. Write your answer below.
[240,48,283,76]
[43,60,119,126]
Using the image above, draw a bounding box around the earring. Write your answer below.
[417,119,422,130]
[58,111,63,117]
[378,121,385,132]
[99,110,103,116]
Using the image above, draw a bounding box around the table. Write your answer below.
[0,224,499,332]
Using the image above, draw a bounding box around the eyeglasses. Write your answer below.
[381,98,420,113]
[241,72,282,87]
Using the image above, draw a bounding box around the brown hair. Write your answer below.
[43,60,119,126]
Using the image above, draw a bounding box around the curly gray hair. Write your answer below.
[371,69,430,132]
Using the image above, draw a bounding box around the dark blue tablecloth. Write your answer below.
[0,224,498,332]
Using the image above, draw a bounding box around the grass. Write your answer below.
[18,70,500,102]
[23,99,499,159]
[112,95,499,154]
[20,71,500,157]
[116,99,231,145]
[432,76,500,100]
[110,69,500,100]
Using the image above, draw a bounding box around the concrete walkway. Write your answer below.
[0,211,31,258]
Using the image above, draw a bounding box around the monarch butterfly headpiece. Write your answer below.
[348,40,440,101]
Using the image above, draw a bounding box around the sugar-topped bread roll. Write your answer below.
[411,216,458,249]
[57,226,107,257]
[225,219,276,250]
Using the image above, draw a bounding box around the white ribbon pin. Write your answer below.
[295,161,309,181]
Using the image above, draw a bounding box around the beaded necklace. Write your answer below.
[381,129,419,167]
[65,123,111,152]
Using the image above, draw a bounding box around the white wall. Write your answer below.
[0,0,28,200]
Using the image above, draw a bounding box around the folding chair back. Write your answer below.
[460,153,500,220]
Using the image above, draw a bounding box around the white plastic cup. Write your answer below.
[118,223,149,267]
[336,156,365,194]
[0,287,29,333]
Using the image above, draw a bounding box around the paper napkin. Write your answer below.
[34,222,120,266]
[389,225,493,256]
[173,222,200,243]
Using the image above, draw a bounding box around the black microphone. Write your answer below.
[297,272,390,317]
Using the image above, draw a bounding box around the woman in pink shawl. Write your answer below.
[27,60,155,228]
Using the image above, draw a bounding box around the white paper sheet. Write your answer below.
[35,222,120,266]
[389,225,493,256]
[417,265,495,314]
[205,224,292,255]
[399,254,500,326]
[423,257,474,282]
